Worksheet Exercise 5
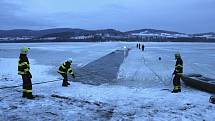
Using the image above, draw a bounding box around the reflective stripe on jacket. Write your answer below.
[18,54,30,75]
[175,58,183,73]
[58,61,74,74]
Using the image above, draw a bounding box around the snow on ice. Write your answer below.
[0,42,215,121]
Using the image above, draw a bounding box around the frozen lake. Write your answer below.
[1,42,215,87]
[0,42,215,121]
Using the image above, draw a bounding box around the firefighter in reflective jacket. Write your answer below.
[18,47,35,99]
[172,52,183,93]
[58,58,75,87]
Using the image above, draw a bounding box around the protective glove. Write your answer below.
[28,72,32,78]
[72,74,75,79]
[172,71,176,75]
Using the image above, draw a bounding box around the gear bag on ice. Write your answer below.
[209,96,215,104]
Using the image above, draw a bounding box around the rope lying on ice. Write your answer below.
[142,55,172,86]
[0,79,60,90]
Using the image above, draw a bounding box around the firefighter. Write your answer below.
[18,47,35,99]
[172,52,183,93]
[58,58,75,87]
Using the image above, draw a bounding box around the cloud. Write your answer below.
[0,0,56,29]
[0,0,214,33]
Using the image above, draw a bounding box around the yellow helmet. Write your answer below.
[20,47,30,54]
[175,52,181,58]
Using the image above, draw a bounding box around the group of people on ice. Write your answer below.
[18,47,75,99]
[18,44,184,100]
[137,43,144,51]
[17,45,215,104]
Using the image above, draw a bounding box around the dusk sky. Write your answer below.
[0,0,214,33]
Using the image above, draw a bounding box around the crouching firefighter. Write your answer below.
[172,52,183,93]
[18,47,35,99]
[58,58,75,87]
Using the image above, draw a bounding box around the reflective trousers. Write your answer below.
[22,74,32,96]
[173,74,181,90]
[60,73,68,86]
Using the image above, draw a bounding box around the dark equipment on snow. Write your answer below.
[209,96,215,104]
[181,74,215,93]
[158,57,161,61]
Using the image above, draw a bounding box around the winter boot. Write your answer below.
[171,90,180,93]
[66,82,70,85]
[22,92,27,98]
[62,83,68,87]
[26,92,35,99]
[172,86,181,93]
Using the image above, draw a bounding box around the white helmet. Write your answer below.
[67,58,73,63]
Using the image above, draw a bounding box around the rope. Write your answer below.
[142,55,172,86]
[0,79,60,90]
[0,48,130,89]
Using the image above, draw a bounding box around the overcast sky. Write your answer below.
[0,0,214,33]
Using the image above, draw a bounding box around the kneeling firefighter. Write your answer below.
[172,52,183,93]
[58,58,75,87]
[18,47,35,99]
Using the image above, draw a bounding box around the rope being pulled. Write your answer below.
[0,79,60,90]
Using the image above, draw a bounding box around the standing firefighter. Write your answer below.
[172,52,183,93]
[18,47,35,99]
[58,58,75,87]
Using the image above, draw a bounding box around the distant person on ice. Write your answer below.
[172,52,183,93]
[18,47,35,99]
[142,44,145,51]
[58,58,75,87]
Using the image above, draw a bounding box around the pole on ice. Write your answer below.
[124,46,127,60]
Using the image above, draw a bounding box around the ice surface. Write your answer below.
[118,42,215,88]
[0,58,57,87]
[0,42,127,85]
[0,42,125,67]
[0,42,215,121]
